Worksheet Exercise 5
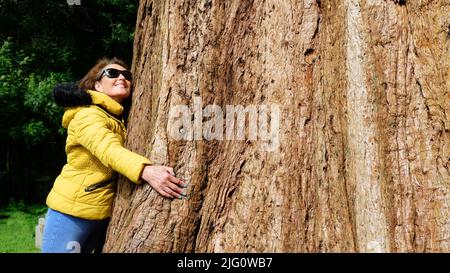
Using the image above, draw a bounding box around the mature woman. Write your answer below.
[42,57,186,253]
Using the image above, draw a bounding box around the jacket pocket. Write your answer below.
[84,180,113,192]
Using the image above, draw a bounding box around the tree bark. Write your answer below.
[103,0,450,253]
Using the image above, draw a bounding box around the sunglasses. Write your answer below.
[98,68,132,81]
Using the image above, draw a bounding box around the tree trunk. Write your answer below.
[103,0,450,253]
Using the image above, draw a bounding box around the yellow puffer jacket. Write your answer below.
[46,89,151,220]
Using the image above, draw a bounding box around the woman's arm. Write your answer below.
[72,108,186,198]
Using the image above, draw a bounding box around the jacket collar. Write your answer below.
[86,90,124,117]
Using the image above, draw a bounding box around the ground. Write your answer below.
[0,202,46,253]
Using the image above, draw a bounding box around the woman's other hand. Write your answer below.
[140,165,187,199]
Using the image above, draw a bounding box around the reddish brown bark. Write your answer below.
[103,0,450,253]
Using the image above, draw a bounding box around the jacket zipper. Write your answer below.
[84,173,118,192]
[84,180,113,192]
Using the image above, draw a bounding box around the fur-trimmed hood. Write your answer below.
[52,82,93,107]
[52,83,125,128]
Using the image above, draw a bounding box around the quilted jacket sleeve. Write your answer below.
[72,107,151,184]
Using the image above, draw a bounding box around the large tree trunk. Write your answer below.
[103,0,450,253]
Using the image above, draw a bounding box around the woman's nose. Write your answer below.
[117,73,126,80]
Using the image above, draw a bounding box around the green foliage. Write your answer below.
[0,38,69,147]
[3,199,46,215]
[22,121,50,146]
[0,0,139,76]
[4,199,27,212]
[96,0,138,46]
[25,73,68,125]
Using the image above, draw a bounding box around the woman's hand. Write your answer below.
[140,165,187,199]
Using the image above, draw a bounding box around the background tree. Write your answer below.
[104,0,449,253]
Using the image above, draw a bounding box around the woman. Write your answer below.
[42,57,186,253]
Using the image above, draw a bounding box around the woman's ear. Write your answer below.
[94,81,102,92]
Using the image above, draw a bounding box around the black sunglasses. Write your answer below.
[98,68,132,81]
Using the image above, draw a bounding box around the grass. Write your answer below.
[0,201,47,253]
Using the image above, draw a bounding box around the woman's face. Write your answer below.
[94,64,131,103]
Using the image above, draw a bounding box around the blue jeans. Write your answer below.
[41,208,109,253]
